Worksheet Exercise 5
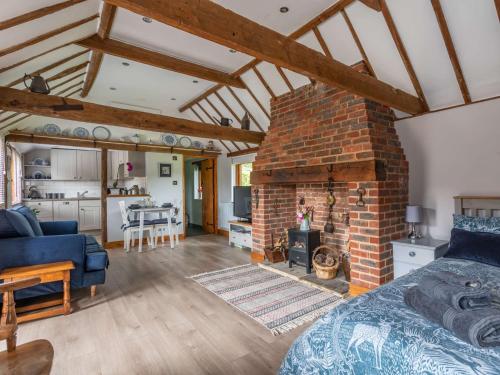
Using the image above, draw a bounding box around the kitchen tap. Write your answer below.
[77,190,89,198]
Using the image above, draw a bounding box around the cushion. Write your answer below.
[10,205,44,236]
[84,235,109,272]
[0,210,36,238]
[121,220,153,230]
[453,214,500,234]
[444,228,500,267]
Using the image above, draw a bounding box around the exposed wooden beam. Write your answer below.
[341,10,376,77]
[252,67,276,99]
[100,149,108,244]
[5,49,89,88]
[77,35,245,88]
[213,92,251,148]
[226,86,265,132]
[379,0,428,111]
[0,14,98,58]
[312,27,334,59]
[431,0,471,103]
[80,4,116,98]
[46,62,89,82]
[178,85,222,113]
[250,159,386,184]
[46,72,85,92]
[242,83,271,120]
[0,0,86,31]
[5,131,221,158]
[495,0,500,22]
[227,147,259,158]
[189,107,232,153]
[203,99,242,150]
[276,67,294,92]
[115,0,426,114]
[359,0,382,12]
[0,87,265,143]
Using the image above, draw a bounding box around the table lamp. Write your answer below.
[406,205,422,240]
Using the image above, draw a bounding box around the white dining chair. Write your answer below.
[118,201,154,252]
[153,208,182,247]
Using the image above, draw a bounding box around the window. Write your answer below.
[193,163,202,200]
[235,162,252,186]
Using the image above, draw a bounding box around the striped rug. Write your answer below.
[189,264,345,335]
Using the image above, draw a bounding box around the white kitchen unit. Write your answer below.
[228,220,252,250]
[391,238,449,278]
[53,200,79,221]
[79,200,101,230]
[24,201,54,221]
[108,150,146,180]
[51,148,100,181]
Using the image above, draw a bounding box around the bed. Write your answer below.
[280,197,500,374]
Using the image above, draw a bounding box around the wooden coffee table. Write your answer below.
[0,261,75,323]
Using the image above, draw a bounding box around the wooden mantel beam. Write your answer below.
[0,87,265,144]
[105,0,425,114]
[77,35,245,88]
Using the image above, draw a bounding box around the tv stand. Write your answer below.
[228,220,252,250]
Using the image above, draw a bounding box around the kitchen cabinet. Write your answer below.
[51,149,99,181]
[108,150,145,180]
[79,200,101,230]
[24,201,53,222]
[53,200,78,221]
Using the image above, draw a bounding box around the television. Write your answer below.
[234,186,252,221]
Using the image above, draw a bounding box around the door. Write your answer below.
[51,149,77,180]
[201,159,216,234]
[76,150,98,180]
[53,201,78,221]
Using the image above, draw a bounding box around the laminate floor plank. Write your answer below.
[1,235,308,374]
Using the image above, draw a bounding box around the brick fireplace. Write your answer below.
[251,64,409,289]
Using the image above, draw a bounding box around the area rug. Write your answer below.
[189,264,345,335]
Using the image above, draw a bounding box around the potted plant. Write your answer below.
[297,204,314,231]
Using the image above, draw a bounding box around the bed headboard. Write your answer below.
[454,196,500,217]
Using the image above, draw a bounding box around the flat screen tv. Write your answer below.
[234,186,252,221]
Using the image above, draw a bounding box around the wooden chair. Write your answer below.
[0,277,54,375]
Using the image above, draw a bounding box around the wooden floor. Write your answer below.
[3,235,308,375]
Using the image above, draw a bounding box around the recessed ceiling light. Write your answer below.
[229,49,237,54]
[192,80,199,83]
[142,16,152,23]
[170,98,176,101]
[280,6,289,13]
[122,62,130,66]
[109,87,116,91]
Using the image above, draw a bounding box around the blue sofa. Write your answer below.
[0,205,109,300]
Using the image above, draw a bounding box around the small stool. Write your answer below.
[0,261,75,323]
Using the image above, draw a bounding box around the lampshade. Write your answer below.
[406,205,422,223]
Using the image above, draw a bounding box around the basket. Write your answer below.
[312,245,340,280]
[264,247,288,263]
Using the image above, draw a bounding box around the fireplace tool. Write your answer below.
[324,178,335,234]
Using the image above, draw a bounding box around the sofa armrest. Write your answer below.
[0,234,86,287]
[40,221,78,235]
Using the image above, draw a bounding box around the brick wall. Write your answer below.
[252,67,408,289]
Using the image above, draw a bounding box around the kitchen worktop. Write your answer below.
[107,194,150,198]
[22,197,101,202]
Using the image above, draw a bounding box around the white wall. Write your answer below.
[396,99,500,240]
[145,152,184,234]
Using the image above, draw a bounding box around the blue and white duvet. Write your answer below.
[280,258,500,374]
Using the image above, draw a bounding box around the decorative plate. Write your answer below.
[73,127,90,138]
[33,158,44,165]
[33,171,45,179]
[178,136,192,148]
[192,140,204,149]
[161,133,177,146]
[43,123,61,136]
[92,126,111,140]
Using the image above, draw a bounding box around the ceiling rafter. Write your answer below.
[225,86,265,132]
[0,0,86,31]
[276,67,294,92]
[341,9,376,78]
[312,27,334,59]
[81,4,116,97]
[251,66,276,99]
[379,0,429,111]
[0,14,99,58]
[0,87,265,143]
[203,98,242,151]
[495,0,500,22]
[430,0,471,103]
[189,106,232,153]
[359,0,382,12]
[195,102,238,152]
[46,62,89,83]
[77,35,245,88]
[213,91,251,148]
[241,82,271,120]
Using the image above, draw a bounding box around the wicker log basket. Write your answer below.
[312,245,340,280]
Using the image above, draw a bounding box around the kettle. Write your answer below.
[241,112,251,130]
[28,186,42,199]
[24,74,50,94]
[212,116,233,126]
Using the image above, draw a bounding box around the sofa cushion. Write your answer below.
[10,205,44,236]
[0,210,36,238]
[84,235,109,272]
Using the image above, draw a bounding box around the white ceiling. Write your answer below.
[0,0,499,153]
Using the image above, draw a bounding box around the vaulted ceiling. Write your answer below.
[1,0,499,153]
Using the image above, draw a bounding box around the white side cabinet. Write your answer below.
[79,200,101,231]
[53,200,79,221]
[391,238,449,278]
[24,201,53,222]
[228,221,252,250]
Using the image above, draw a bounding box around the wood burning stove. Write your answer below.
[288,229,320,274]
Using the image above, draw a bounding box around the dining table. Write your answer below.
[128,206,176,252]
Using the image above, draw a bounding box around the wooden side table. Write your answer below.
[0,261,75,323]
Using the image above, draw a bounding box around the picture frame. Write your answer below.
[159,163,172,177]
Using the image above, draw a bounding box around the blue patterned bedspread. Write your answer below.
[280,258,500,374]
